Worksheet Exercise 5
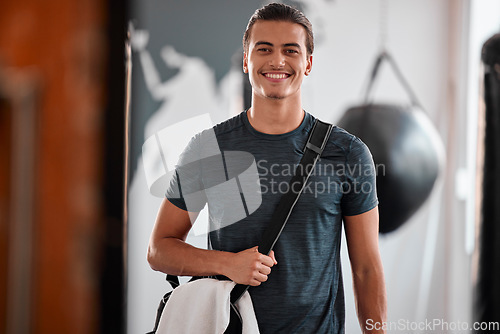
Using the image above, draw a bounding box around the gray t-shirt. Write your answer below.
[166,111,378,333]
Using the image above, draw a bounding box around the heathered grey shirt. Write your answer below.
[166,111,378,334]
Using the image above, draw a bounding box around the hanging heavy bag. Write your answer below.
[338,51,444,233]
[147,120,333,334]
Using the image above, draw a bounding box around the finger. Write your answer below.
[258,264,271,275]
[269,250,278,265]
[248,279,261,287]
[259,254,275,268]
[254,272,269,283]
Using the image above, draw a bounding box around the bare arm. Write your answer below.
[344,206,387,334]
[147,198,277,286]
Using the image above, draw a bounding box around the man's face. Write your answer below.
[243,20,312,101]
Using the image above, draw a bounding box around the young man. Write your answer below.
[148,3,387,333]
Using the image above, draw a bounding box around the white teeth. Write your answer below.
[266,73,287,79]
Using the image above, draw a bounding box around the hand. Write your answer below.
[129,23,149,51]
[225,246,277,286]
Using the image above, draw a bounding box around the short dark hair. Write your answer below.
[243,3,314,56]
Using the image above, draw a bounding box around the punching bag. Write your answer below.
[473,33,500,332]
[338,52,444,233]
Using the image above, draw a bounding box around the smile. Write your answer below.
[263,72,291,80]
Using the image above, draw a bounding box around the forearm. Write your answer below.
[352,267,387,334]
[149,199,276,285]
[147,237,232,277]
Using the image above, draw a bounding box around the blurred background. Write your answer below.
[1,0,500,333]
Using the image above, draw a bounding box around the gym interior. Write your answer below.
[0,0,499,333]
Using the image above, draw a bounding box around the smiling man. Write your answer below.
[148,3,387,333]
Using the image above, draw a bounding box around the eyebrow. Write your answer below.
[255,41,302,49]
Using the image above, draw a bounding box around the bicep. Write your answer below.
[150,198,199,243]
[343,206,381,271]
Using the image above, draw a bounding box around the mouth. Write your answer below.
[262,72,291,81]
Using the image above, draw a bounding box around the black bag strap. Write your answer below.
[230,119,333,304]
[166,274,180,289]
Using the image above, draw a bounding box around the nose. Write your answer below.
[269,52,285,68]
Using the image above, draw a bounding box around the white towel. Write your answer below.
[156,278,260,334]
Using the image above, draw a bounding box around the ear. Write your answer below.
[305,55,313,76]
[243,52,248,73]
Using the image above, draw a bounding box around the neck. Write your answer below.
[247,94,304,134]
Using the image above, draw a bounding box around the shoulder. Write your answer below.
[329,126,374,164]
[307,114,372,161]
[211,112,245,137]
[188,112,246,148]
[333,127,371,156]
[328,126,358,151]
[318,121,366,158]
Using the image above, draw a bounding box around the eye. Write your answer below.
[257,47,271,52]
[285,49,299,54]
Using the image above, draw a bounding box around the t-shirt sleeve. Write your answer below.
[340,136,379,216]
[165,133,207,212]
